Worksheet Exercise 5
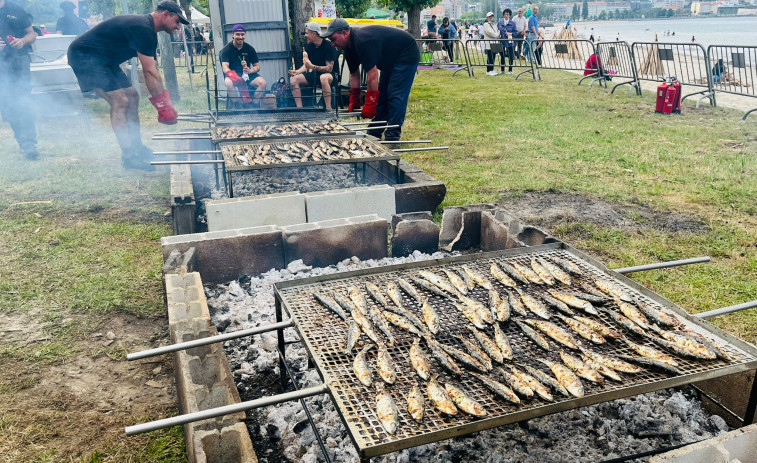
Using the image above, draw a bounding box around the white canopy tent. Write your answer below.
[190,7,210,24]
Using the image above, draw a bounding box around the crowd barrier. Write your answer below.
[462,39,538,80]
[632,42,714,107]
[595,41,641,96]
[707,45,757,120]
[416,38,471,77]
[537,39,595,85]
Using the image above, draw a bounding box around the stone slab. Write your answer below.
[391,219,440,257]
[304,185,396,222]
[206,191,306,231]
[282,215,388,268]
[439,204,497,252]
[395,179,446,215]
[161,226,284,284]
[391,211,434,232]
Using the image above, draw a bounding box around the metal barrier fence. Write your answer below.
[464,39,537,80]
[632,42,714,106]
[416,38,471,77]
[595,41,641,96]
[707,45,757,120]
[535,39,596,84]
[158,40,211,69]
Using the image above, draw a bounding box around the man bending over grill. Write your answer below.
[67,0,186,170]
[320,18,419,141]
[289,22,336,110]
[220,24,267,109]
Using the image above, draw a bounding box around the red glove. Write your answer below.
[348,88,361,112]
[362,89,379,119]
[149,90,178,125]
[225,70,243,84]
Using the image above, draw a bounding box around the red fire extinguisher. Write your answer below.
[656,77,682,115]
[655,79,668,113]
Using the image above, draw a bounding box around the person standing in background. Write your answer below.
[498,9,517,75]
[512,7,528,59]
[56,1,88,36]
[426,14,437,38]
[0,0,38,159]
[483,11,499,75]
[526,5,539,62]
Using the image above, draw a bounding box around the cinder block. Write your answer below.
[395,177,446,214]
[480,211,510,252]
[206,191,306,231]
[439,204,497,252]
[392,219,440,257]
[192,422,258,463]
[282,214,388,268]
[391,211,434,231]
[305,185,396,222]
[649,423,757,462]
[161,226,284,284]
[517,226,560,246]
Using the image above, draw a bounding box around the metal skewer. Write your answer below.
[340,121,387,126]
[613,256,711,274]
[152,135,212,140]
[697,300,757,320]
[391,146,449,153]
[153,130,211,136]
[379,140,432,144]
[351,124,399,131]
[151,160,225,165]
[152,150,222,155]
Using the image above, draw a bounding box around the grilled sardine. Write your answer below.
[443,269,468,295]
[579,347,642,374]
[601,308,646,337]
[424,336,463,376]
[376,343,397,384]
[523,319,580,350]
[427,377,458,415]
[505,289,528,316]
[539,358,585,398]
[516,288,552,319]
[348,285,369,314]
[559,351,605,383]
[456,336,493,371]
[368,306,397,345]
[385,281,404,308]
[441,342,488,373]
[472,372,520,404]
[376,388,399,434]
[383,310,424,336]
[581,355,623,382]
[531,258,555,285]
[550,256,582,274]
[410,338,431,380]
[500,261,529,285]
[557,314,606,344]
[419,270,458,295]
[516,320,551,351]
[352,308,381,344]
[445,383,487,417]
[421,299,440,334]
[573,315,622,340]
[616,354,683,375]
[463,266,492,290]
[491,263,518,289]
[365,282,389,308]
[353,345,372,387]
[542,293,575,316]
[455,302,485,330]
[493,324,514,360]
[511,366,554,401]
[470,328,505,364]
[398,277,423,304]
[547,289,597,315]
[512,261,544,284]
[648,328,717,360]
[313,292,348,322]
[624,339,679,366]
[538,257,572,285]
[334,292,359,314]
[616,298,650,329]
[521,364,570,397]
[407,384,425,422]
[637,301,682,328]
[594,278,633,302]
[345,320,361,353]
[498,367,534,398]
[410,276,451,299]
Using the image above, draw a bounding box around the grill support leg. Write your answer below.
[744,369,757,426]
[275,296,287,391]
[227,170,234,198]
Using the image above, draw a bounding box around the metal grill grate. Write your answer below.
[214,110,337,125]
[211,122,353,143]
[221,138,399,171]
[274,245,757,458]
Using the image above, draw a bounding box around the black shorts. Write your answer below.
[305,72,332,88]
[68,53,132,93]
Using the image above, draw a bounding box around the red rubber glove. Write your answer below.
[225,70,243,84]
[348,88,361,112]
[149,90,178,125]
[362,89,379,119]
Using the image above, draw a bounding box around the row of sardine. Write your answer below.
[213,121,349,140]
[223,137,384,166]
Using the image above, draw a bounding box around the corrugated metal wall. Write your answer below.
[208,0,291,101]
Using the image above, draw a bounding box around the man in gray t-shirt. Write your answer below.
[512,7,528,59]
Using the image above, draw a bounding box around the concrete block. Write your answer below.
[161,226,284,284]
[305,185,396,222]
[395,179,446,215]
[649,423,757,463]
[517,226,560,246]
[282,214,388,268]
[439,204,497,252]
[206,191,306,231]
[480,211,509,252]
[192,422,258,463]
[391,219,440,257]
[391,211,434,232]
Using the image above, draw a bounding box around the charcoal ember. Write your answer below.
[631,419,673,437]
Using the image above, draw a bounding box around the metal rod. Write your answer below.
[337,111,362,117]
[341,121,386,126]
[152,150,222,155]
[153,131,211,136]
[151,160,226,165]
[124,384,329,436]
[613,256,711,274]
[351,124,399,131]
[697,300,757,320]
[378,140,432,144]
[391,146,449,153]
[152,135,212,140]
[126,320,294,361]
[275,296,287,391]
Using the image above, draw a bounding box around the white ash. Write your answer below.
[209,164,386,200]
[204,253,730,463]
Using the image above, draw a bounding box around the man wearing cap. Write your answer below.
[0,0,38,159]
[289,22,336,110]
[321,18,419,141]
[56,1,88,36]
[219,24,267,108]
[67,0,186,170]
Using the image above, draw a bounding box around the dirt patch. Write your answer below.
[498,190,710,235]
[0,313,179,462]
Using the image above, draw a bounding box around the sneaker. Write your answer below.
[486,70,498,76]
[508,71,513,75]
[122,147,155,171]
[23,147,39,160]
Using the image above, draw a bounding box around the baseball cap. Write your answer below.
[305,22,321,33]
[232,24,246,33]
[156,1,189,24]
[319,18,349,38]
[486,11,494,17]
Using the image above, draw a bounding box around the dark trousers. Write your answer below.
[367,63,416,141]
[443,41,454,62]
[515,35,525,57]
[486,49,496,72]
[504,47,515,71]
[0,55,37,150]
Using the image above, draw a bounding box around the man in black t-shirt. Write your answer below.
[0,0,38,159]
[321,19,420,141]
[219,24,267,108]
[67,0,187,170]
[289,22,336,110]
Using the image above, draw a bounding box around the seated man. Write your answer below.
[219,24,266,107]
[289,22,336,110]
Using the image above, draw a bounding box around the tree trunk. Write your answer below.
[290,0,314,70]
[407,5,421,39]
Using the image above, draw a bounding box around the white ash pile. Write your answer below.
[214,164,385,199]
[204,254,730,463]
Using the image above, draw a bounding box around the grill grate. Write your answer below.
[275,245,757,458]
[211,122,353,143]
[213,110,337,125]
[221,137,399,171]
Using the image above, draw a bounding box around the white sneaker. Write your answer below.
[508,71,513,75]
[486,70,498,76]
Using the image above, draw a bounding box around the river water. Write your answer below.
[562,16,757,48]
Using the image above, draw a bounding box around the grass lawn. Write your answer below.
[0,62,755,462]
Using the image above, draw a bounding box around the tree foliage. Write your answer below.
[382,0,437,38]
[581,0,589,20]
[337,0,371,18]
[571,3,579,20]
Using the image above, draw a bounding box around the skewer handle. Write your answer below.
[379,140,432,144]
[391,146,449,153]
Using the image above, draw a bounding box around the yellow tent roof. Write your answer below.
[309,17,403,27]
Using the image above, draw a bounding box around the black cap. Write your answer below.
[319,18,349,38]
[156,0,189,25]
[60,1,76,11]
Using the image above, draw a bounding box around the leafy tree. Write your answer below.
[598,10,606,20]
[382,0,438,38]
[571,3,579,20]
[666,8,674,17]
[337,0,371,18]
[459,11,479,22]
[540,5,554,20]
[581,0,588,19]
